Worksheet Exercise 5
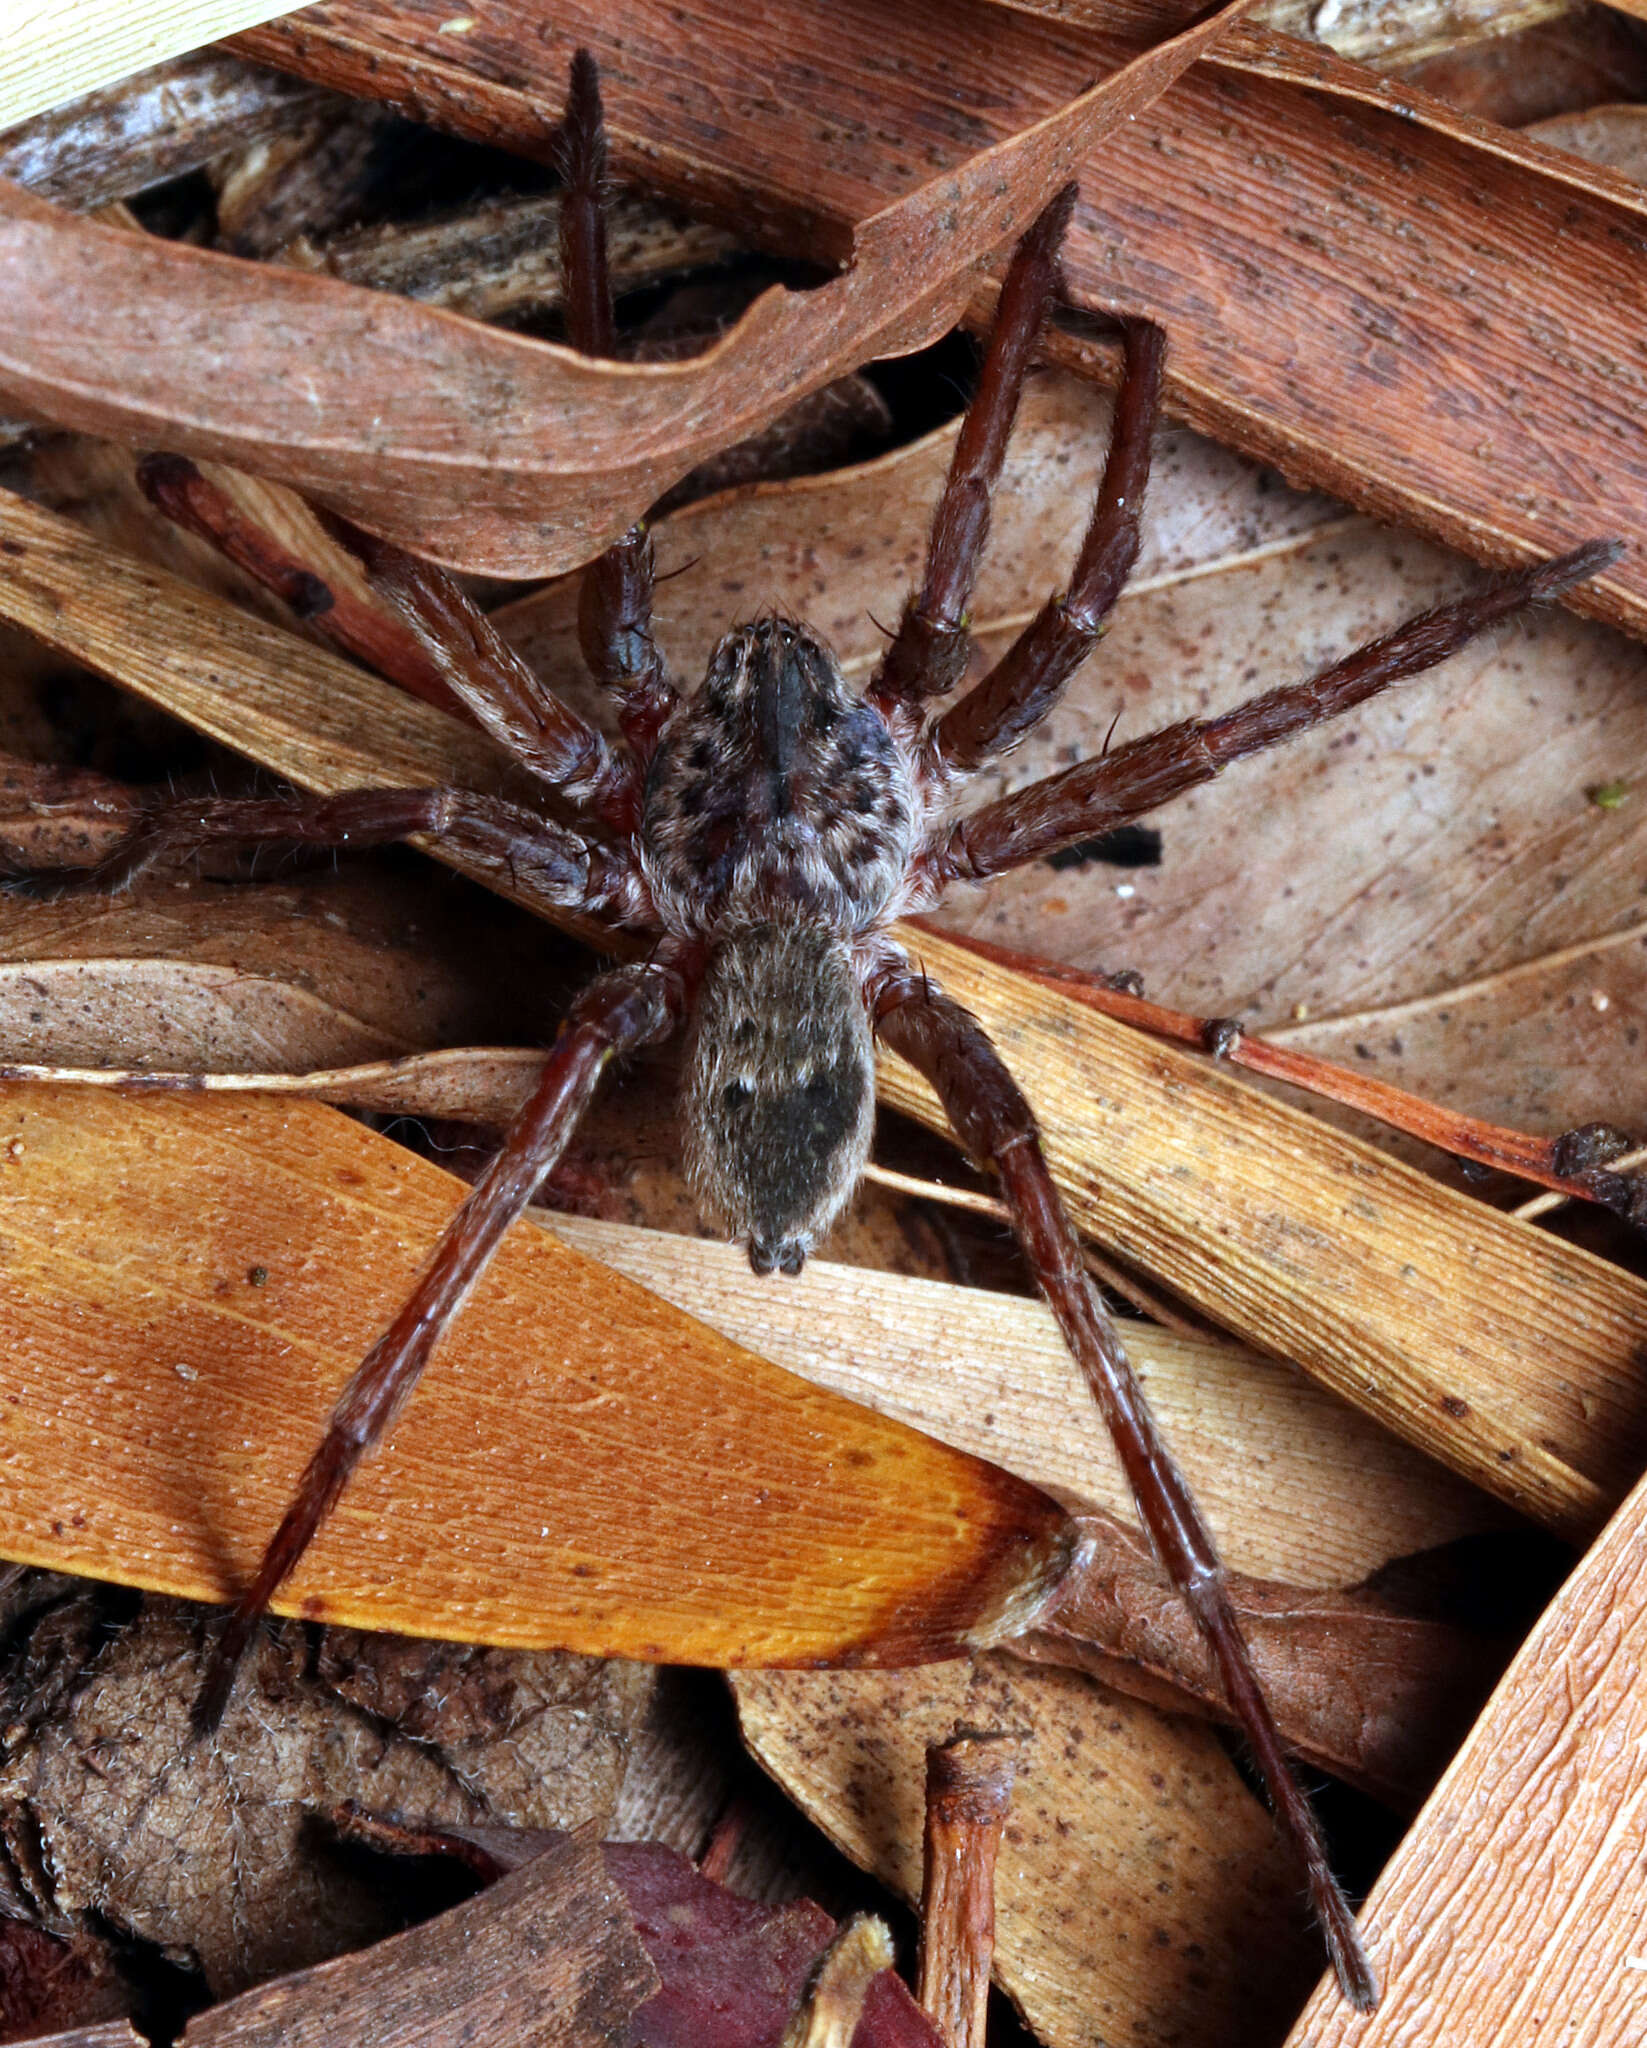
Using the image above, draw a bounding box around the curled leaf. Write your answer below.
[0,5,1249,573]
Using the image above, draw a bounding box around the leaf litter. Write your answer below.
[0,14,1644,2046]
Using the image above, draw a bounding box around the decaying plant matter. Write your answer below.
[1,47,1623,2013]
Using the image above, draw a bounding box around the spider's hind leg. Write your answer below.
[872,961,1378,2011]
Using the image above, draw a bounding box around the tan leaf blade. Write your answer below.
[1284,1463,1647,2047]
[0,1081,1072,1663]
[735,1658,1322,2048]
[0,3,1249,574]
[1,489,1643,1540]
[235,0,1647,636]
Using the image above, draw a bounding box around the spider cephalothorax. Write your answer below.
[7,49,1620,2011]
[641,614,922,936]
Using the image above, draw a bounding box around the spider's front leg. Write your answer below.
[194,955,686,1732]
[558,50,677,767]
[871,961,1378,2011]
[934,538,1623,885]
[865,185,1079,729]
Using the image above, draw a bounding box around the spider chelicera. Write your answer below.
[6,51,1617,2010]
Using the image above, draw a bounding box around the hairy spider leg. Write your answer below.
[866,184,1076,727]
[135,454,472,724]
[0,783,642,927]
[333,520,641,835]
[561,49,678,772]
[874,964,1377,2007]
[930,318,1164,773]
[193,959,684,1731]
[934,538,1622,885]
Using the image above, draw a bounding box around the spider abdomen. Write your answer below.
[641,614,919,935]
[681,922,876,1274]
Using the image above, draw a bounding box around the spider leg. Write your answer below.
[0,783,641,924]
[193,957,685,1732]
[871,960,1378,2011]
[864,187,1075,731]
[328,520,640,834]
[136,455,469,722]
[928,319,1163,774]
[560,50,677,767]
[932,538,1623,886]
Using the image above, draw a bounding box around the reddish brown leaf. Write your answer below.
[0,5,1248,573]
[346,1821,945,2048]
[233,0,1647,636]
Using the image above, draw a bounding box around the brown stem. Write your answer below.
[918,1730,1018,2048]
[923,923,1631,1208]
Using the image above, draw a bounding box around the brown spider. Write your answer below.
[6,53,1618,2011]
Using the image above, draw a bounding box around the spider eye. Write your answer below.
[731,1017,757,1044]
[722,1078,754,1110]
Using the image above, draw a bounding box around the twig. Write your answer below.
[918,1730,1019,2048]
[928,922,1635,1208]
[860,1160,1219,1340]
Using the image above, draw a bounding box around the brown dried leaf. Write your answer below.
[734,1657,1321,2048]
[541,1217,1510,1594]
[491,371,1345,715]
[1394,2,1647,124]
[1023,1510,1501,1804]
[0,6,1249,573]
[232,0,1647,638]
[926,516,1647,1143]
[347,1825,942,2048]
[181,1830,655,2048]
[0,1591,646,1995]
[2,491,1641,1544]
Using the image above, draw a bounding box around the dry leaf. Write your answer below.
[233,0,1647,637]
[735,1657,1321,2048]
[1284,1458,1647,2047]
[0,5,1249,573]
[2,491,1641,1543]
[1024,1512,1504,1805]
[1394,3,1647,124]
[490,372,1345,715]
[344,1824,942,2048]
[539,1216,1509,1593]
[0,1081,1073,1663]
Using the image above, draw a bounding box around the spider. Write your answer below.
[4,51,1617,2012]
